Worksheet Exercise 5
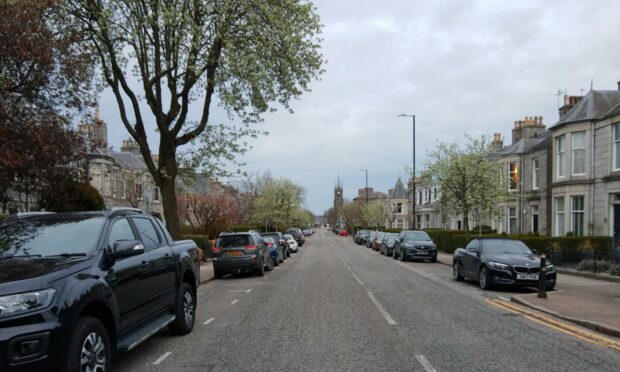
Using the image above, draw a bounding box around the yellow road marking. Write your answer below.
[486,299,620,352]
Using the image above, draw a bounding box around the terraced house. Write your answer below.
[549,84,620,246]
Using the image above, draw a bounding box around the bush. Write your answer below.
[576,259,611,273]
[40,180,105,212]
[229,224,265,233]
[182,234,211,261]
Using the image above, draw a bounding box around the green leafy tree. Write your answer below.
[362,200,388,230]
[65,0,324,238]
[252,178,306,231]
[40,180,105,212]
[426,135,508,240]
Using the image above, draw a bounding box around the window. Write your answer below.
[153,187,160,201]
[433,187,438,201]
[508,207,517,234]
[108,218,136,247]
[571,196,585,236]
[424,214,430,228]
[555,197,565,236]
[466,239,479,251]
[614,124,620,170]
[133,218,161,249]
[396,219,404,229]
[395,203,402,213]
[509,162,519,191]
[572,131,586,175]
[532,158,539,190]
[556,135,566,177]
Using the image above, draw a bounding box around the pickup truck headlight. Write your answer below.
[0,289,55,319]
[488,262,509,270]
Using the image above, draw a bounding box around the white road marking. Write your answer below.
[203,317,215,325]
[415,355,437,372]
[231,299,238,305]
[153,351,172,365]
[228,289,252,293]
[499,296,510,301]
[367,291,396,325]
[351,272,364,286]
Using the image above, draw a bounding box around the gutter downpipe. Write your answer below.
[590,121,595,236]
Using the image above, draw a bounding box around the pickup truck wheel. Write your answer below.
[169,283,196,335]
[453,261,464,281]
[214,270,224,279]
[65,316,111,372]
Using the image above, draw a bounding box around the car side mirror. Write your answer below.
[112,240,144,259]
[531,248,537,254]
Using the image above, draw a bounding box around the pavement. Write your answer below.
[437,251,620,338]
[112,230,620,372]
[199,260,214,284]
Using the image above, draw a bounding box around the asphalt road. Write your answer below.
[114,230,620,372]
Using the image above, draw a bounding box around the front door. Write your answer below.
[613,204,620,251]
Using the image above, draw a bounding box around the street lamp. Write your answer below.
[398,113,416,229]
[359,169,368,204]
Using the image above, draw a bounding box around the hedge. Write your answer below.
[182,234,212,261]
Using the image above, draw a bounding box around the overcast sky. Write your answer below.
[98,0,620,215]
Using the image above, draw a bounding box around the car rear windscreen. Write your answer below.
[217,235,251,248]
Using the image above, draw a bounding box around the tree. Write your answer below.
[123,171,146,208]
[342,201,364,232]
[362,200,389,230]
[65,1,324,238]
[252,178,306,231]
[177,193,238,237]
[426,135,508,240]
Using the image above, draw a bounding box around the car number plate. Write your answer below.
[226,251,243,257]
[417,251,428,255]
[517,274,539,280]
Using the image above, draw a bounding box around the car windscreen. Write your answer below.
[404,231,432,241]
[262,234,280,240]
[217,235,251,248]
[284,235,294,240]
[482,239,532,254]
[0,216,106,257]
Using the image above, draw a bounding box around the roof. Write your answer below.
[602,102,620,120]
[551,90,620,128]
[389,178,407,199]
[109,152,148,170]
[491,133,548,157]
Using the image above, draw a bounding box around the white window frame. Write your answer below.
[556,135,566,178]
[571,131,586,176]
[571,195,585,237]
[555,197,565,236]
[532,158,539,190]
[508,207,517,234]
[614,124,620,171]
[508,162,519,191]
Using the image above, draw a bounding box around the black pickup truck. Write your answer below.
[0,208,200,371]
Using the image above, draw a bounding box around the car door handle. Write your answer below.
[140,261,149,270]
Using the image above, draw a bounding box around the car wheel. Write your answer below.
[479,266,492,290]
[279,250,284,263]
[266,256,274,271]
[256,257,265,277]
[392,249,397,260]
[65,317,111,372]
[169,282,196,335]
[214,270,224,279]
[453,261,464,281]
[430,256,437,263]
[286,249,291,258]
[274,253,280,267]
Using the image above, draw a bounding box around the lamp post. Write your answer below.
[359,169,368,205]
[398,113,416,229]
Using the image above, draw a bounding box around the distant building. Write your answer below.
[387,178,409,229]
[333,177,344,225]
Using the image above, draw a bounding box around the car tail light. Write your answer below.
[245,245,257,251]
[212,247,222,253]
[267,242,273,247]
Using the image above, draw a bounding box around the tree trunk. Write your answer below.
[463,210,470,242]
[160,178,181,239]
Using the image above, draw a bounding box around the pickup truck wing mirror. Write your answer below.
[112,240,145,259]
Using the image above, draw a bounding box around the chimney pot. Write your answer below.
[617,80,620,91]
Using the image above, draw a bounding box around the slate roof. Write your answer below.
[491,133,548,157]
[551,90,620,128]
[109,152,148,170]
[602,102,620,120]
[389,178,407,199]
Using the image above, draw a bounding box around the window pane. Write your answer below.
[615,124,620,142]
[108,218,136,247]
[556,198,565,212]
[615,142,620,170]
[573,149,585,174]
[133,218,161,249]
[572,131,585,148]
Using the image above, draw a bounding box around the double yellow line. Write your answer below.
[486,298,620,352]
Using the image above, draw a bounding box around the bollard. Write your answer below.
[537,253,547,299]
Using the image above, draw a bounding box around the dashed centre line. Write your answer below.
[231,299,238,305]
[415,354,437,372]
[367,291,397,325]
[152,351,172,365]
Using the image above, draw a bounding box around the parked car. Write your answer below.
[366,231,378,248]
[452,238,557,290]
[213,231,273,278]
[372,232,386,251]
[355,230,370,245]
[0,209,200,372]
[339,229,349,236]
[263,236,285,266]
[286,228,305,247]
[284,234,299,253]
[393,230,437,262]
[380,233,399,256]
[262,232,290,258]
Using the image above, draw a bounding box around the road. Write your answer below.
[114,230,620,371]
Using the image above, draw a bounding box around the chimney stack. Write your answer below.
[617,80,620,91]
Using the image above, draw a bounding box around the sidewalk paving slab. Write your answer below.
[199,262,215,284]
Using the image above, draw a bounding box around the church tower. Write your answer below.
[334,175,344,225]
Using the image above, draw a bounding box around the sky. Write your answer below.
[97,0,620,215]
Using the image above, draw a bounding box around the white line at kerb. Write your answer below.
[415,354,437,372]
[153,351,172,365]
[203,317,215,325]
[231,299,238,305]
[367,291,396,325]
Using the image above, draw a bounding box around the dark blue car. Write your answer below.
[263,237,284,267]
